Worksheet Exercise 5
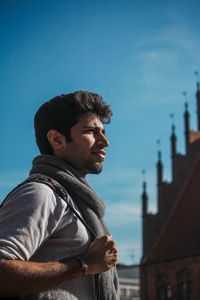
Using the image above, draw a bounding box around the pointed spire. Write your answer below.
[196,85,200,131]
[184,102,190,154]
[197,82,200,130]
[197,81,200,92]
[171,122,176,157]
[157,150,163,185]
[170,123,177,182]
[142,181,147,194]
[195,72,200,130]
[141,170,148,217]
[185,101,189,111]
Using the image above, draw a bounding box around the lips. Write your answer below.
[92,150,106,159]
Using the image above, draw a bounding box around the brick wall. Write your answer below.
[140,255,200,299]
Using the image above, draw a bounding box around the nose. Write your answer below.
[97,132,109,147]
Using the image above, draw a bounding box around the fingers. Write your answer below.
[102,235,118,265]
[99,235,115,245]
[106,249,119,267]
[92,235,118,259]
[83,234,118,273]
[110,247,118,254]
[102,235,118,251]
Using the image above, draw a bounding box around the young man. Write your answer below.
[0,91,119,299]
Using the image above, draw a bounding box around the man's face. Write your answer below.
[60,112,109,176]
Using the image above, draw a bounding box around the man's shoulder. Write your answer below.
[2,174,67,210]
[15,174,57,197]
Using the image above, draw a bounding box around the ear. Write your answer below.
[47,130,65,152]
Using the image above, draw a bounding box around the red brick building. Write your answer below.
[140,82,200,299]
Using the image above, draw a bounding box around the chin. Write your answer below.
[87,162,103,174]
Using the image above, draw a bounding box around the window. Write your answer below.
[177,269,193,300]
[178,281,192,300]
[157,284,171,300]
[129,289,138,296]
[157,273,171,300]
[120,288,127,296]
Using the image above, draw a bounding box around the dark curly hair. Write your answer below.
[34,90,113,154]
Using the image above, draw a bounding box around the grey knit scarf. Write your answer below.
[30,154,119,300]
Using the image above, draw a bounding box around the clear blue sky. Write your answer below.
[1,0,200,264]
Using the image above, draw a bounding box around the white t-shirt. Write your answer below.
[0,174,96,300]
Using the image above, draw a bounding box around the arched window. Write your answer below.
[177,269,192,300]
[156,273,172,300]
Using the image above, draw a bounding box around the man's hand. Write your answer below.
[0,235,118,296]
[82,235,118,274]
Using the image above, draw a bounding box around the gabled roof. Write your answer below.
[189,130,200,143]
[142,154,200,264]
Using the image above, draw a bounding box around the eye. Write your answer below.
[83,129,94,134]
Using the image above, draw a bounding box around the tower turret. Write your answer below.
[184,102,190,155]
[142,181,148,217]
[171,124,176,157]
[157,150,163,185]
[196,81,200,130]
[171,124,177,181]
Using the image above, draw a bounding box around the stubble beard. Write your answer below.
[85,161,104,174]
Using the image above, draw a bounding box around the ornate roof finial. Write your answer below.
[182,92,189,114]
[194,71,200,91]
[141,170,148,217]
[156,140,162,161]
[142,169,146,181]
[182,91,187,102]
[142,170,146,188]
[194,70,199,78]
[170,114,176,134]
[156,139,161,150]
[170,113,174,125]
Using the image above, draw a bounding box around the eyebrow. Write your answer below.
[83,125,106,135]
